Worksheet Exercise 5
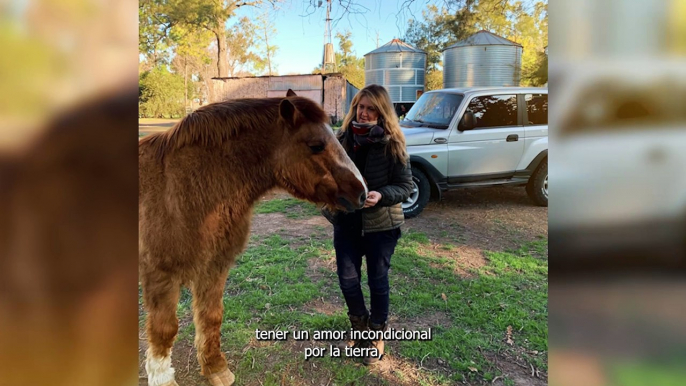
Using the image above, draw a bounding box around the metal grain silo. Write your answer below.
[443,30,523,88]
[364,39,426,104]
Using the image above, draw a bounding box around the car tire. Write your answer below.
[403,168,431,219]
[526,159,548,207]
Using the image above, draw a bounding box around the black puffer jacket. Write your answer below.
[323,128,413,233]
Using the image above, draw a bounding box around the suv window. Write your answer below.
[526,94,548,125]
[467,95,518,128]
[403,92,464,129]
[562,81,686,135]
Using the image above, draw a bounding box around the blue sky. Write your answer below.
[235,0,440,75]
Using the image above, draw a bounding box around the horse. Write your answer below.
[139,90,367,386]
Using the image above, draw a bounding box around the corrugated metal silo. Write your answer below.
[443,30,523,88]
[364,39,426,104]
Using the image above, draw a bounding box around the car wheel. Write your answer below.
[526,159,548,207]
[403,168,431,218]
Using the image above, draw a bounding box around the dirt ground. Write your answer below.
[139,119,177,137]
[252,185,547,251]
[139,185,547,385]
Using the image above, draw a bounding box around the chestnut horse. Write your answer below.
[139,90,367,386]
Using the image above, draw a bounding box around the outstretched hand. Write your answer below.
[364,191,382,208]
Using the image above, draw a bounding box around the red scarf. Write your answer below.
[351,121,385,151]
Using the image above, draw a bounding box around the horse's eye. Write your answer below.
[309,144,325,154]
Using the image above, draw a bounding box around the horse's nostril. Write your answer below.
[359,192,367,205]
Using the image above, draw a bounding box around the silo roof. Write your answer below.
[365,39,425,55]
[445,30,523,49]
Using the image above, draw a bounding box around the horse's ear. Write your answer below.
[279,99,299,128]
[286,89,297,97]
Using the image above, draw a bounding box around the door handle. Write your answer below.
[506,134,519,142]
[434,138,447,144]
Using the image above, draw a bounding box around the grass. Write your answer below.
[254,197,321,219]
[140,199,548,385]
[391,236,548,382]
[609,356,686,386]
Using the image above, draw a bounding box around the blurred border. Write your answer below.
[549,0,686,385]
[0,1,139,385]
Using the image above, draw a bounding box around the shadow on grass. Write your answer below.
[140,232,548,385]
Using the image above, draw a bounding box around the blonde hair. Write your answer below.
[340,84,408,165]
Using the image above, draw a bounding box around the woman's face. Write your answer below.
[356,96,379,124]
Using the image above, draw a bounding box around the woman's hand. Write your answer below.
[364,191,382,208]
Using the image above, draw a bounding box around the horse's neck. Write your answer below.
[218,138,278,210]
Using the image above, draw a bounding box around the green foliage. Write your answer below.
[139,0,276,79]
[524,50,548,86]
[314,30,365,89]
[512,1,548,86]
[426,69,444,90]
[336,31,365,89]
[140,0,275,107]
[139,67,186,118]
[139,0,174,67]
[336,31,354,61]
[169,25,213,67]
[252,12,279,76]
[404,6,457,71]
[226,17,261,76]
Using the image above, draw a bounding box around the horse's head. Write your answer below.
[273,90,367,212]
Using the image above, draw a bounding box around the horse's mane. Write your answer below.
[140,97,329,159]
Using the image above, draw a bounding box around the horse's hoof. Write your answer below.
[207,368,235,386]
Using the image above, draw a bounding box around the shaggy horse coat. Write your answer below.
[139,91,367,386]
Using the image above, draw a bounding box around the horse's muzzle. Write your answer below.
[338,194,365,212]
[358,191,367,207]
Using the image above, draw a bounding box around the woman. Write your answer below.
[323,84,413,365]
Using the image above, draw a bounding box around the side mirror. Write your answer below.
[459,111,475,131]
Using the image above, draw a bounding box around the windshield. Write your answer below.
[403,93,464,129]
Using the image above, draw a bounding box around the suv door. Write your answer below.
[447,94,525,180]
[524,93,548,143]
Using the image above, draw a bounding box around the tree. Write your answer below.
[139,0,174,67]
[313,31,365,88]
[139,67,186,118]
[142,0,279,78]
[403,6,451,91]
[336,31,353,64]
[404,0,548,87]
[253,12,279,76]
[226,17,261,77]
[525,50,547,86]
[426,69,443,91]
[169,26,213,109]
[334,30,364,88]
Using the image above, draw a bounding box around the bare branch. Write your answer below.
[235,1,259,8]
[298,0,320,18]
[330,0,372,36]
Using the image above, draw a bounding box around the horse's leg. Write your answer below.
[191,267,234,386]
[142,272,181,386]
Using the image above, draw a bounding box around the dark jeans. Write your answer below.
[333,225,401,325]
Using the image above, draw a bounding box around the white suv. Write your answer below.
[400,87,548,218]
[549,61,686,263]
